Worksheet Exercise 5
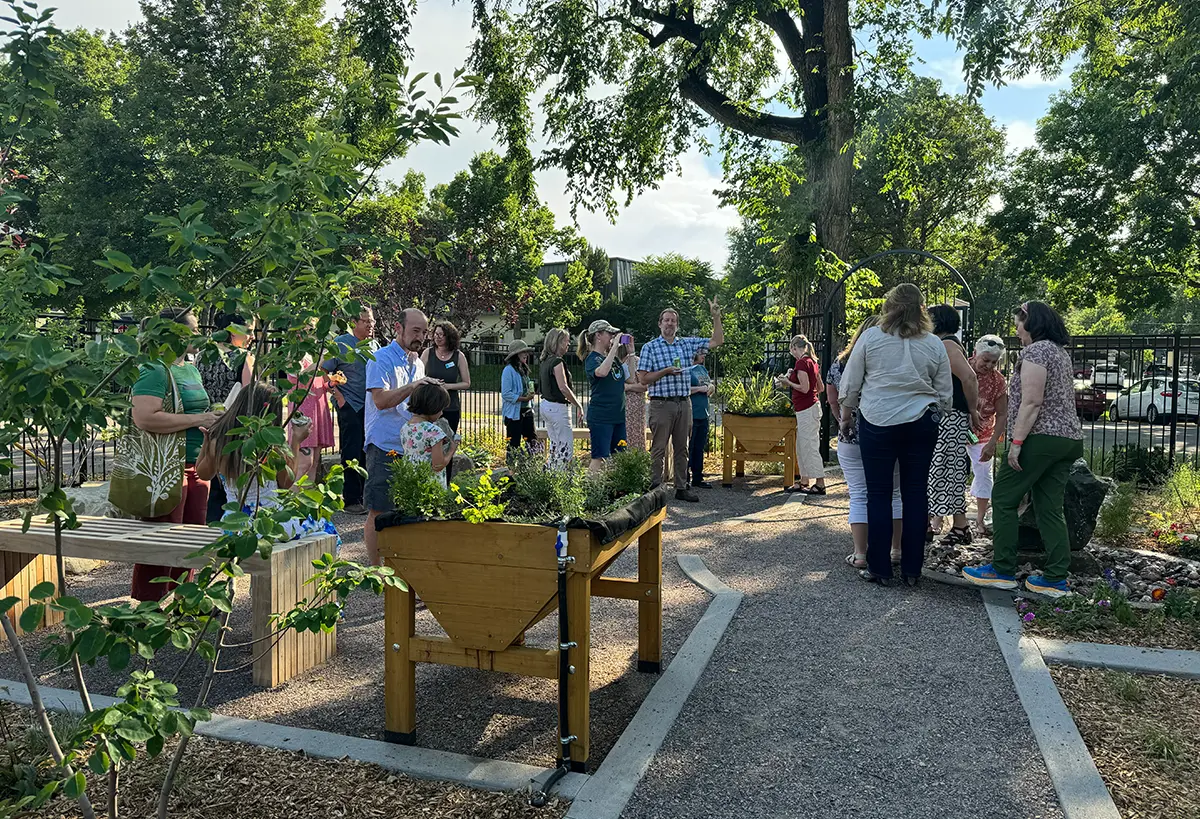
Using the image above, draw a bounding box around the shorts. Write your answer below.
[364,444,399,513]
[589,421,627,459]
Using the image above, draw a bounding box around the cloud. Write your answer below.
[1003,120,1038,153]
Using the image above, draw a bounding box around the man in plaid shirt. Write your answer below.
[637,299,724,501]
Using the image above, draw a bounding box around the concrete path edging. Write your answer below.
[1035,637,1200,680]
[981,589,1121,819]
[564,555,742,819]
[0,679,590,799]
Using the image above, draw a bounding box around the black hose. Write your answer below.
[531,521,573,808]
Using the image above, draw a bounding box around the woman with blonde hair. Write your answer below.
[538,327,583,468]
[827,316,903,569]
[837,284,952,586]
[778,333,825,494]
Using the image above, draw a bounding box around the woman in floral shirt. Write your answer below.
[963,302,1083,599]
[826,316,903,570]
[401,382,459,490]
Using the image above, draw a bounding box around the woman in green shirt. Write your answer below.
[129,308,222,602]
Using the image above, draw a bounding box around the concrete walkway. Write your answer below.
[622,478,1063,819]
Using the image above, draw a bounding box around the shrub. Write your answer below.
[1099,444,1172,485]
[1095,481,1137,542]
[719,373,791,416]
[508,452,586,520]
[387,457,453,519]
[460,428,508,469]
[1164,462,1200,512]
[605,449,651,497]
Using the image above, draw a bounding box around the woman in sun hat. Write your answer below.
[577,318,627,472]
[501,339,537,462]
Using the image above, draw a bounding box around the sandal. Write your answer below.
[858,569,891,586]
[806,486,827,496]
[784,484,809,494]
[845,553,868,569]
[939,526,973,546]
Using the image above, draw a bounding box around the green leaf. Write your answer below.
[103,708,124,726]
[64,770,86,799]
[19,604,44,632]
[115,718,154,743]
[146,735,164,757]
[29,581,55,600]
[77,627,107,663]
[0,596,21,615]
[87,750,110,775]
[108,642,131,671]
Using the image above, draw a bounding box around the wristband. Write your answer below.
[1011,439,1024,446]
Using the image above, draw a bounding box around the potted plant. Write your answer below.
[718,372,796,488]
[374,449,667,771]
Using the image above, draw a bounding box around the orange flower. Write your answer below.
[1151,588,1167,602]
[387,449,398,457]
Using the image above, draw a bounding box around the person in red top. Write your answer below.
[777,334,825,494]
[968,335,1009,533]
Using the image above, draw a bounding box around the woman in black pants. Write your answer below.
[835,284,953,585]
[421,321,471,433]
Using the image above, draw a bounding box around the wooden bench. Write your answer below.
[0,516,338,687]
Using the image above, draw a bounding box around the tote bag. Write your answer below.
[108,364,186,518]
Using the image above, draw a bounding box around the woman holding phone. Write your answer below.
[578,319,626,472]
[620,332,647,451]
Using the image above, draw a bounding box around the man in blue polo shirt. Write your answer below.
[637,299,724,502]
[321,306,378,515]
[363,308,439,564]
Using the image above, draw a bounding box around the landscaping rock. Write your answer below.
[1017,459,1111,552]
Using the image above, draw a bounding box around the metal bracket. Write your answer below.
[559,641,578,650]
[561,735,578,745]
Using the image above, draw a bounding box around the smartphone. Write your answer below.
[620,334,632,345]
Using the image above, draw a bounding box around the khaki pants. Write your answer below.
[649,398,691,490]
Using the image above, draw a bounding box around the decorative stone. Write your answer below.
[1016,548,1103,576]
[1017,459,1111,552]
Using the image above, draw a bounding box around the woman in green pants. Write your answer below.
[962,301,1083,598]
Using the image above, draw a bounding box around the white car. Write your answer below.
[1090,364,1127,390]
[1110,378,1200,424]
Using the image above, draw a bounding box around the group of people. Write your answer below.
[792,284,1082,598]
[518,299,723,502]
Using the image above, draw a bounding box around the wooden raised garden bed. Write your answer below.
[376,492,667,772]
[721,413,796,489]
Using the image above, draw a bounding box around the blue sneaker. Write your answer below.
[961,563,1017,590]
[1025,575,1072,599]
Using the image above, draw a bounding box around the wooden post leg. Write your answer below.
[637,523,662,673]
[786,430,797,489]
[722,428,734,486]
[565,568,591,772]
[384,574,417,745]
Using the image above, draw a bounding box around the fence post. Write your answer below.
[1169,330,1182,468]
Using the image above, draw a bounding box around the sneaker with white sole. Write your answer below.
[1024,575,1072,598]
[961,563,1018,590]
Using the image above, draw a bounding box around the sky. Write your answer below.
[49,0,1070,271]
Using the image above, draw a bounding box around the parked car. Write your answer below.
[1091,364,1127,390]
[1144,362,1171,378]
[1074,381,1107,421]
[1073,363,1093,380]
[1109,378,1200,424]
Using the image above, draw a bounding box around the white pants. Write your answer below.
[837,441,902,525]
[542,401,574,469]
[794,404,824,480]
[968,441,994,500]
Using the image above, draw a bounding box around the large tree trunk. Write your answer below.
[798,0,855,340]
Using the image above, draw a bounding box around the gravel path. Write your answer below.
[623,476,1064,819]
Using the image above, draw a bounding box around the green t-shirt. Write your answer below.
[132,362,210,463]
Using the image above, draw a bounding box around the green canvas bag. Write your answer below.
[108,363,186,519]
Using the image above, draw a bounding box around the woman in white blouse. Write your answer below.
[837,284,952,586]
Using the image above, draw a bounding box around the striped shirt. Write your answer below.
[637,336,710,398]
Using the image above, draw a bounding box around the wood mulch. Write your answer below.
[1028,615,1200,652]
[1052,666,1200,819]
[21,733,565,819]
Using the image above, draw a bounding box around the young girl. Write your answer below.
[195,381,339,546]
[401,382,459,489]
[778,334,826,494]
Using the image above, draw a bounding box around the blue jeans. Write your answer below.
[589,421,627,459]
[858,410,939,579]
[689,418,709,483]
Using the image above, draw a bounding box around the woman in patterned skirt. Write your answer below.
[621,336,648,451]
[925,305,980,545]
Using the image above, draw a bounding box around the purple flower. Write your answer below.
[1097,599,1111,608]
[1103,568,1115,580]
[1022,612,1036,623]
[1053,607,1064,613]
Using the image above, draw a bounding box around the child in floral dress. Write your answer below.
[401,382,459,489]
